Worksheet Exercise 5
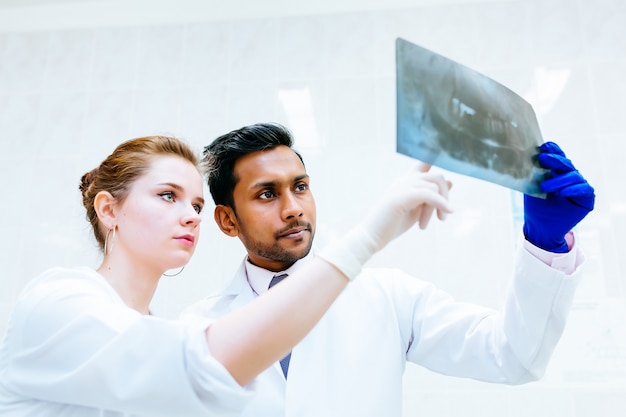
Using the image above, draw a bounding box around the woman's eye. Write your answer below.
[193,204,203,214]
[160,192,175,202]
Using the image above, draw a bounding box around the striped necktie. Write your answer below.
[269,273,291,378]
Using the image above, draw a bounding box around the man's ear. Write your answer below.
[214,205,239,237]
[93,191,117,229]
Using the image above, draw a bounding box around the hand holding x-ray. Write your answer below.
[396,38,547,197]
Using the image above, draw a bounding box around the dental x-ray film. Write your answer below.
[396,37,547,197]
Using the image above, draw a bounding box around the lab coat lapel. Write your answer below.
[222,261,256,310]
[225,260,288,383]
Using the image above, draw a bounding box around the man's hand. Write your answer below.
[523,142,595,253]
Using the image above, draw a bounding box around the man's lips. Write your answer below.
[278,226,309,239]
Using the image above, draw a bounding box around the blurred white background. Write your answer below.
[0,0,624,416]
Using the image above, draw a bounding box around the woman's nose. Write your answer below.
[182,205,202,225]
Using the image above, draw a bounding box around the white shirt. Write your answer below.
[0,266,253,417]
[245,251,316,296]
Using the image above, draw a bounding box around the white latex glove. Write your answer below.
[319,163,453,280]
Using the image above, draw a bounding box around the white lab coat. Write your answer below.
[0,267,253,417]
[182,247,582,417]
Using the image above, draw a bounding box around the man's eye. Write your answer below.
[160,192,175,202]
[259,191,275,199]
[296,183,308,192]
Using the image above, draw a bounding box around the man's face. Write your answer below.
[227,145,316,271]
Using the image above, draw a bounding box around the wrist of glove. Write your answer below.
[318,226,378,281]
[523,142,595,253]
[318,164,453,280]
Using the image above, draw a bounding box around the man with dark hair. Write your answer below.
[183,122,594,417]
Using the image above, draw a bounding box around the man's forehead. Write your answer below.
[234,146,306,182]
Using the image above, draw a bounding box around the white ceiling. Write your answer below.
[0,0,508,32]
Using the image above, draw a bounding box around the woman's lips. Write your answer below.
[175,234,195,246]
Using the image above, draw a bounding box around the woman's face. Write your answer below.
[114,155,205,274]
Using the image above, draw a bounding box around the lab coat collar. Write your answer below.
[220,260,256,311]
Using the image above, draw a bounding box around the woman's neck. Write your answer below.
[97,260,160,315]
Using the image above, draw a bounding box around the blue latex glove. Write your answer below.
[523,142,595,253]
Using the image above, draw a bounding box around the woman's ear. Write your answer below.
[214,205,239,237]
[94,191,118,229]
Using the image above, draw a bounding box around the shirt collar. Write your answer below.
[244,248,317,296]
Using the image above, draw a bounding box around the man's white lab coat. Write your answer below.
[183,248,582,417]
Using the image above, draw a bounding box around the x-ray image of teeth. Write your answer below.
[396,38,547,197]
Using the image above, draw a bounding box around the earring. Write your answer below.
[104,227,116,256]
[163,266,185,277]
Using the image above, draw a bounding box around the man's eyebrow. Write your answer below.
[250,180,277,189]
[250,174,309,189]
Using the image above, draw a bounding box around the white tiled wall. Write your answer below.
[0,0,624,416]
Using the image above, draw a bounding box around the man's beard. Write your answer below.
[239,221,314,265]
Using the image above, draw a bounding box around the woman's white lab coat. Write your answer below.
[0,267,252,417]
[183,247,582,417]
